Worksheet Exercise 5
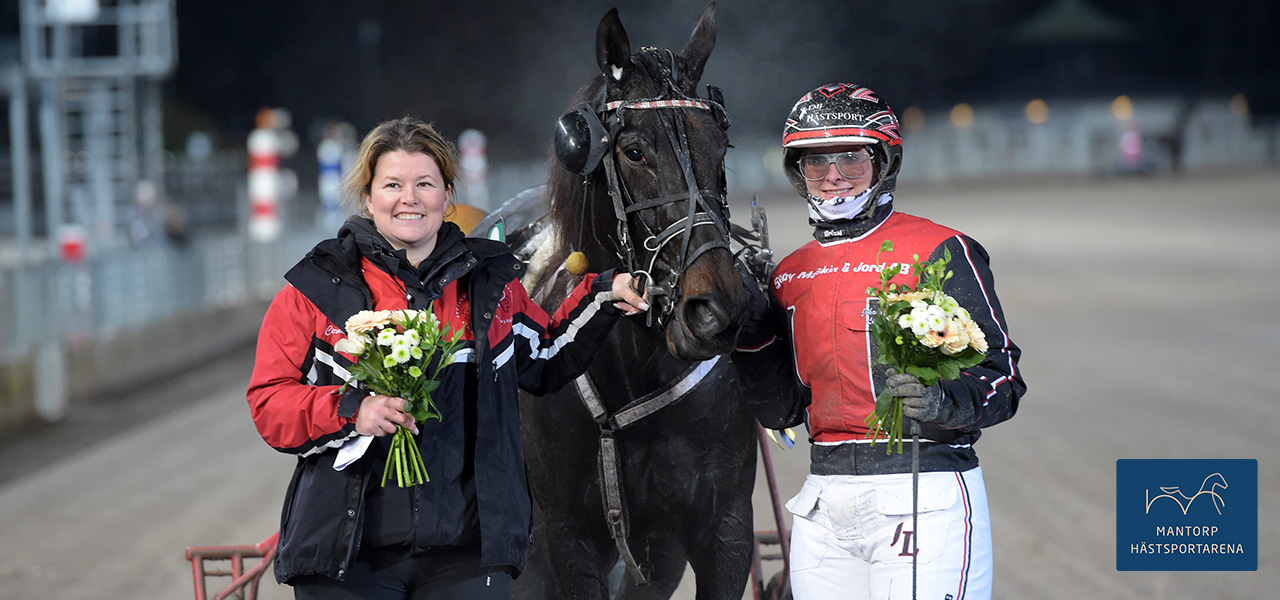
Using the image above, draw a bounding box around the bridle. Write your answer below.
[592,47,733,327]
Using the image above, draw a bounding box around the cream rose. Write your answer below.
[334,335,368,356]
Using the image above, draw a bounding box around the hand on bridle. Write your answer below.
[612,272,651,315]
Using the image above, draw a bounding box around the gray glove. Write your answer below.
[886,369,950,424]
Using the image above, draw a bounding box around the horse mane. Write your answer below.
[546,76,610,260]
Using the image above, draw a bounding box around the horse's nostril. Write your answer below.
[682,297,727,338]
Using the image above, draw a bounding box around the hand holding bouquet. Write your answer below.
[865,241,988,453]
[335,309,462,486]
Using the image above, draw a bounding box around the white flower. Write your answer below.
[935,294,961,316]
[334,336,367,356]
[923,305,947,331]
[391,345,412,364]
[377,329,397,346]
[908,304,946,337]
[909,310,932,337]
[898,313,916,331]
[391,334,414,353]
[402,329,421,346]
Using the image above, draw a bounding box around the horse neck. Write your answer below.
[547,169,625,271]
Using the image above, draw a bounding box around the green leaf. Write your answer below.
[874,389,897,417]
[905,365,940,386]
[887,300,911,313]
[952,349,985,370]
[936,360,961,381]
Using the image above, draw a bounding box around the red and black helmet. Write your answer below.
[781,83,903,197]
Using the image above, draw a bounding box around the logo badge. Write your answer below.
[1116,459,1256,571]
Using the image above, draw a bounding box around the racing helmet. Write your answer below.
[781,83,903,198]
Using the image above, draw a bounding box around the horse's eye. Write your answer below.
[623,148,645,163]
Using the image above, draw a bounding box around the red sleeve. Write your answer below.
[246,284,356,454]
[508,272,622,395]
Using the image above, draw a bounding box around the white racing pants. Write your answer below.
[785,466,992,600]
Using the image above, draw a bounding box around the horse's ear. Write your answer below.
[679,1,717,87]
[596,8,631,83]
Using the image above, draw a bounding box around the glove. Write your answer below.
[886,369,949,424]
[734,260,774,349]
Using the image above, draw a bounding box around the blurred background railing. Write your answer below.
[3,0,1279,430]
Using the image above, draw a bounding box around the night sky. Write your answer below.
[5,0,1280,161]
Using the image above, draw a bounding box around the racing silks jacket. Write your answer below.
[247,217,622,582]
[735,202,1023,475]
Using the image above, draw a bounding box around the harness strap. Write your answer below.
[571,355,721,585]
[600,144,637,273]
[623,189,722,214]
[598,431,649,584]
[573,374,610,424]
[608,355,720,430]
[643,214,718,253]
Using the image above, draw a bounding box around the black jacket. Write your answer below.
[248,218,622,582]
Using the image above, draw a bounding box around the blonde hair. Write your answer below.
[342,117,458,217]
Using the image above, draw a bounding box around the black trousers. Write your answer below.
[291,546,514,600]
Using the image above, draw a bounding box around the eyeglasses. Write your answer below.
[800,150,873,181]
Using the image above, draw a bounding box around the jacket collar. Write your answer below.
[811,201,895,243]
[338,216,475,300]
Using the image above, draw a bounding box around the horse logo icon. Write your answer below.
[1144,472,1228,515]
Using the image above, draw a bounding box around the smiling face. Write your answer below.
[364,150,450,265]
[802,143,874,200]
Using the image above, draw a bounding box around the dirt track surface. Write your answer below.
[1,168,1277,599]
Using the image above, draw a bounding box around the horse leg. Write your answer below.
[539,518,617,600]
[614,535,688,600]
[682,503,756,600]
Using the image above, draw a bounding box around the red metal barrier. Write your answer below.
[751,424,792,600]
[185,531,279,600]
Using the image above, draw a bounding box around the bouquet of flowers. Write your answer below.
[865,240,988,453]
[334,309,462,487]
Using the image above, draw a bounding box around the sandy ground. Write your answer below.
[1,168,1276,599]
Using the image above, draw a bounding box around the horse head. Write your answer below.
[1201,472,1229,497]
[549,2,747,361]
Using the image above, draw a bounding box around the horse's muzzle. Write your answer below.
[666,293,744,361]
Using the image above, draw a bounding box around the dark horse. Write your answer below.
[481,4,765,599]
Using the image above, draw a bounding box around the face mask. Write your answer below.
[806,189,891,222]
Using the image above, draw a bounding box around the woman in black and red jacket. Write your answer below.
[247,117,647,599]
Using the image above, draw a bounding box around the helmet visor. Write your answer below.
[800,150,873,181]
